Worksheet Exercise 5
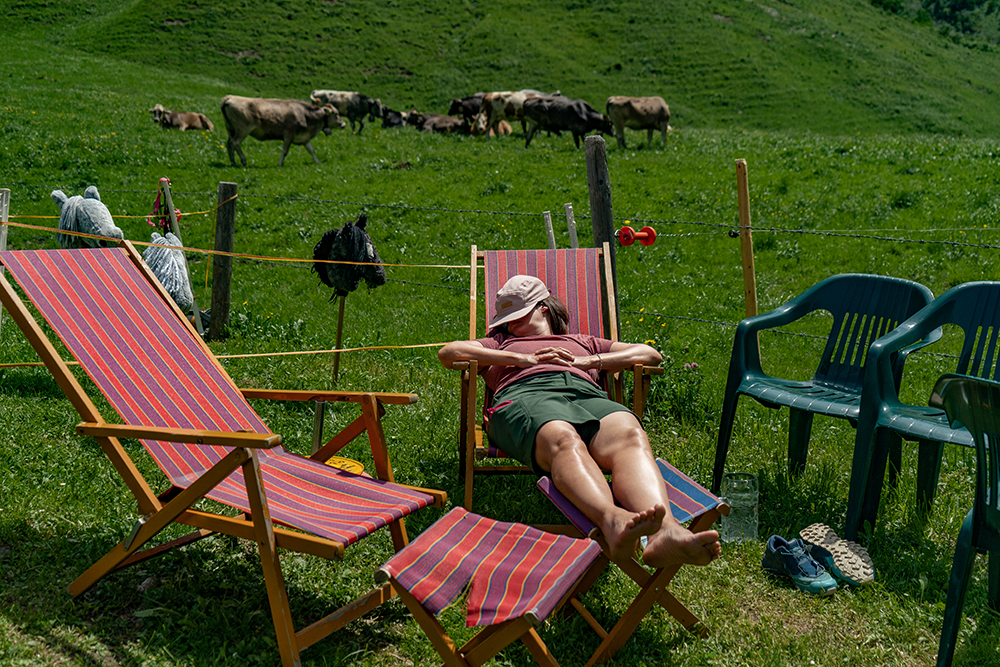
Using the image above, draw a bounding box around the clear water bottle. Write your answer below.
[720,472,758,543]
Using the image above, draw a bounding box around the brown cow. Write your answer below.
[149,104,214,132]
[474,89,558,138]
[416,114,467,133]
[470,118,512,137]
[220,95,346,167]
[605,96,672,149]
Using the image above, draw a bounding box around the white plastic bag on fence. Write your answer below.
[50,186,124,249]
[143,232,194,313]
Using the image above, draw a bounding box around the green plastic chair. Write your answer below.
[926,374,1000,667]
[713,273,935,495]
[846,282,1000,541]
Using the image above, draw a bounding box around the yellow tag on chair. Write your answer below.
[324,456,365,475]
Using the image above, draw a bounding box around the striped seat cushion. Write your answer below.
[482,248,609,458]
[538,458,723,537]
[379,507,601,627]
[2,247,433,547]
[484,248,605,336]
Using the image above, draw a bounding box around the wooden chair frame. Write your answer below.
[454,244,663,510]
[0,242,446,666]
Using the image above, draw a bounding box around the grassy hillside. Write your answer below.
[3,2,1000,666]
[5,0,1000,136]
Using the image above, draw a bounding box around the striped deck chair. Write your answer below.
[455,244,663,509]
[538,459,729,666]
[0,243,446,667]
[377,506,605,666]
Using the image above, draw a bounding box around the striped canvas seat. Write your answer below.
[378,507,603,666]
[0,244,446,666]
[457,245,662,509]
[538,459,728,666]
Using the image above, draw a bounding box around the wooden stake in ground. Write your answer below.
[735,159,759,319]
[564,203,579,249]
[543,210,556,249]
[209,181,237,341]
[311,214,387,386]
[332,294,346,384]
[585,135,619,341]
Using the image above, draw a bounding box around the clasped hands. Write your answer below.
[518,346,599,370]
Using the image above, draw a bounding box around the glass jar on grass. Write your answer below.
[720,472,758,543]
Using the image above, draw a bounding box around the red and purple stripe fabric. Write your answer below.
[381,507,600,627]
[537,458,722,536]
[484,249,605,336]
[1,247,434,547]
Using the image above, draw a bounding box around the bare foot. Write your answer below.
[602,504,666,563]
[641,518,721,568]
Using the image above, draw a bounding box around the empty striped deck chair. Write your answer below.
[378,506,605,666]
[0,243,446,667]
[455,245,663,509]
[538,459,729,666]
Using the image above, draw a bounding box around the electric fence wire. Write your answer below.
[8,182,997,250]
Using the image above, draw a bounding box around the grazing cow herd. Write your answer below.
[149,88,672,166]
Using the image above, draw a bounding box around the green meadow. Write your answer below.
[2,1,1000,665]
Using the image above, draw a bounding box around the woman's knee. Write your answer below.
[591,414,650,459]
[535,421,588,467]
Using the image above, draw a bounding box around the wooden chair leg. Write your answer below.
[243,453,300,667]
[585,566,676,667]
[463,617,538,667]
[520,627,561,667]
[391,581,468,667]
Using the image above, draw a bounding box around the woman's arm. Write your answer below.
[438,339,561,370]
[603,341,662,370]
[535,340,661,373]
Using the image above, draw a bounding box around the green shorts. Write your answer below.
[487,372,636,475]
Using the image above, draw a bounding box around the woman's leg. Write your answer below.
[534,420,664,564]
[588,412,721,568]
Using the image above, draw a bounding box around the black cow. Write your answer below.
[522,96,613,148]
[447,92,485,123]
[381,107,409,128]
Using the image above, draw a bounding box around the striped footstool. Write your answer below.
[377,507,602,666]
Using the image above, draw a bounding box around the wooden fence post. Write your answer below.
[585,135,619,340]
[735,159,759,319]
[209,181,237,341]
[543,211,556,249]
[564,203,578,249]
[159,178,205,336]
[0,189,9,336]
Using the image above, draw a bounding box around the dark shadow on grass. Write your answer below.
[950,608,1000,665]
[0,369,67,400]
[754,461,959,603]
[0,518,432,666]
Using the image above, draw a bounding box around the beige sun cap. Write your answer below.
[489,274,551,329]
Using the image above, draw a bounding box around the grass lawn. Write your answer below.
[3,3,1000,665]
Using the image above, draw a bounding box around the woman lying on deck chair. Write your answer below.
[439,275,721,568]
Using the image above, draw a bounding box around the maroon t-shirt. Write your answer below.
[475,332,615,395]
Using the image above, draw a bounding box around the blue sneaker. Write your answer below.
[799,523,874,586]
[762,535,838,596]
